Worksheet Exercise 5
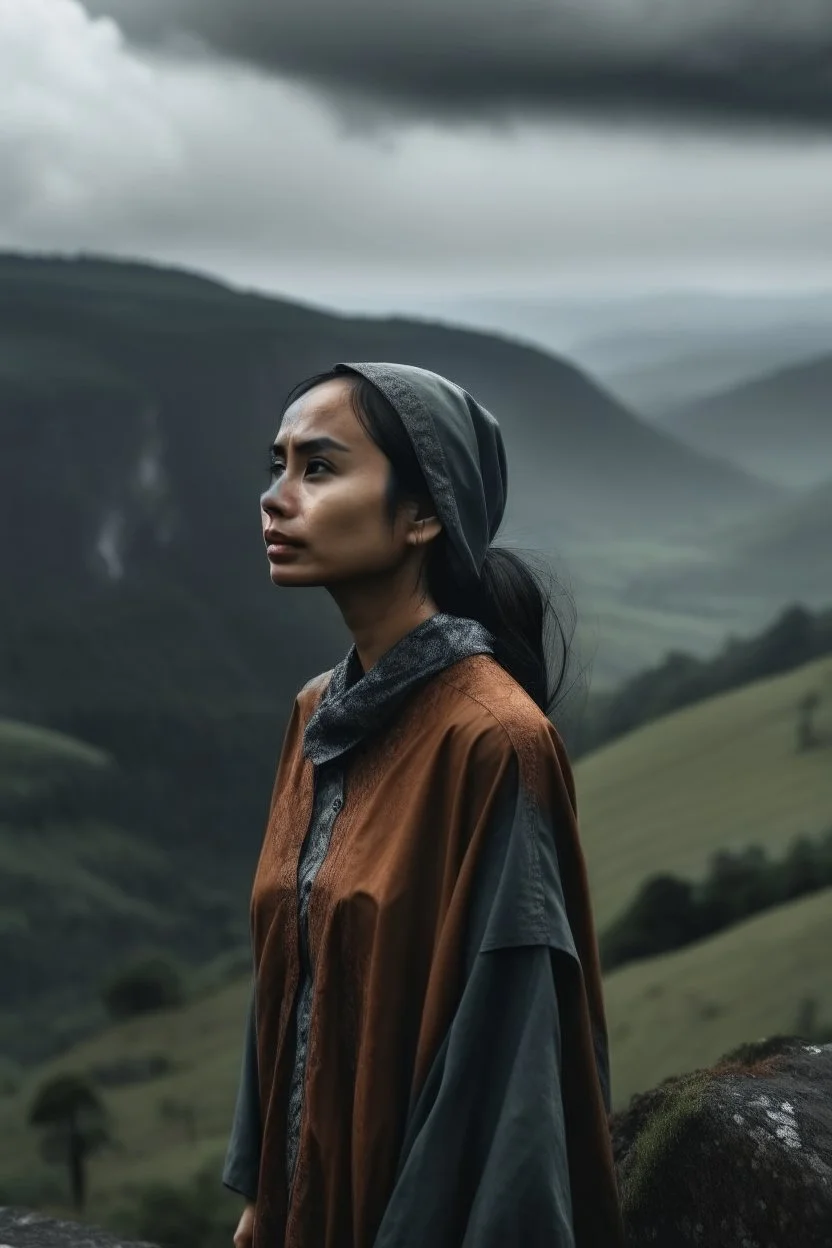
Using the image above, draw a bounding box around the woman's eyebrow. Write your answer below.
[271,435,352,455]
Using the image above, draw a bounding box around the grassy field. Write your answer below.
[0,975,251,1222]
[0,717,110,791]
[604,885,832,1108]
[574,653,832,928]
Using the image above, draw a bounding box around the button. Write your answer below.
[302,880,312,896]
[332,797,343,812]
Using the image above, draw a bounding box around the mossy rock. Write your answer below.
[611,1036,832,1247]
[0,1208,157,1248]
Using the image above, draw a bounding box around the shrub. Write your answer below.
[101,953,186,1021]
[777,834,827,905]
[600,824,832,973]
[600,875,698,971]
[694,845,777,935]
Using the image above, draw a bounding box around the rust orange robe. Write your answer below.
[236,648,623,1247]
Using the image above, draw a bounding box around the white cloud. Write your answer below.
[1,0,831,307]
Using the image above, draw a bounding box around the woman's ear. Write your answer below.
[406,513,443,548]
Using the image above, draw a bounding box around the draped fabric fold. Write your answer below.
[224,637,623,1248]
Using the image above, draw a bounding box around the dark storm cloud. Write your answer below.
[82,0,832,125]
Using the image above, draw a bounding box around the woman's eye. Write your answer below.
[268,457,329,479]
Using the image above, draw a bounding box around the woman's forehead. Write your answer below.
[281,376,355,429]
[275,375,380,456]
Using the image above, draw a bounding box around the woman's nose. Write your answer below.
[261,476,298,516]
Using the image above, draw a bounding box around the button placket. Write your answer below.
[286,766,345,1200]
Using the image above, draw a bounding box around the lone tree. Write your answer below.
[796,690,822,752]
[28,1073,112,1212]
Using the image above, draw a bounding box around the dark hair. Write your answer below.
[281,370,580,720]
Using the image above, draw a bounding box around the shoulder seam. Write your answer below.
[436,666,539,753]
[297,669,333,698]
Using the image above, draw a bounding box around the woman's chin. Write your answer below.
[269,563,317,586]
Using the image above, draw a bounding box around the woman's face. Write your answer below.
[260,376,418,588]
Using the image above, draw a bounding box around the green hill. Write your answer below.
[714,479,832,599]
[662,353,832,489]
[571,601,832,757]
[0,251,778,726]
[0,718,245,1064]
[0,718,110,798]
[574,653,832,929]
[604,885,832,1107]
[619,484,832,621]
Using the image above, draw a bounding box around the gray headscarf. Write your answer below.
[333,362,508,583]
[290,361,510,760]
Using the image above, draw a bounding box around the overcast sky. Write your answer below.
[2,0,832,312]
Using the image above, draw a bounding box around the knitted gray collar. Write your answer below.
[302,612,495,766]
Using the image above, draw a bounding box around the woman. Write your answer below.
[223,362,624,1248]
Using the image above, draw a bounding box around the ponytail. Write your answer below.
[427,537,576,718]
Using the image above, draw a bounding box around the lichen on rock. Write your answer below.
[611,1037,832,1247]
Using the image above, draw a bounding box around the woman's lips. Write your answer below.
[267,543,303,559]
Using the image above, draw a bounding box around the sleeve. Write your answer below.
[373,753,576,1248]
[374,942,575,1247]
[221,976,261,1202]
